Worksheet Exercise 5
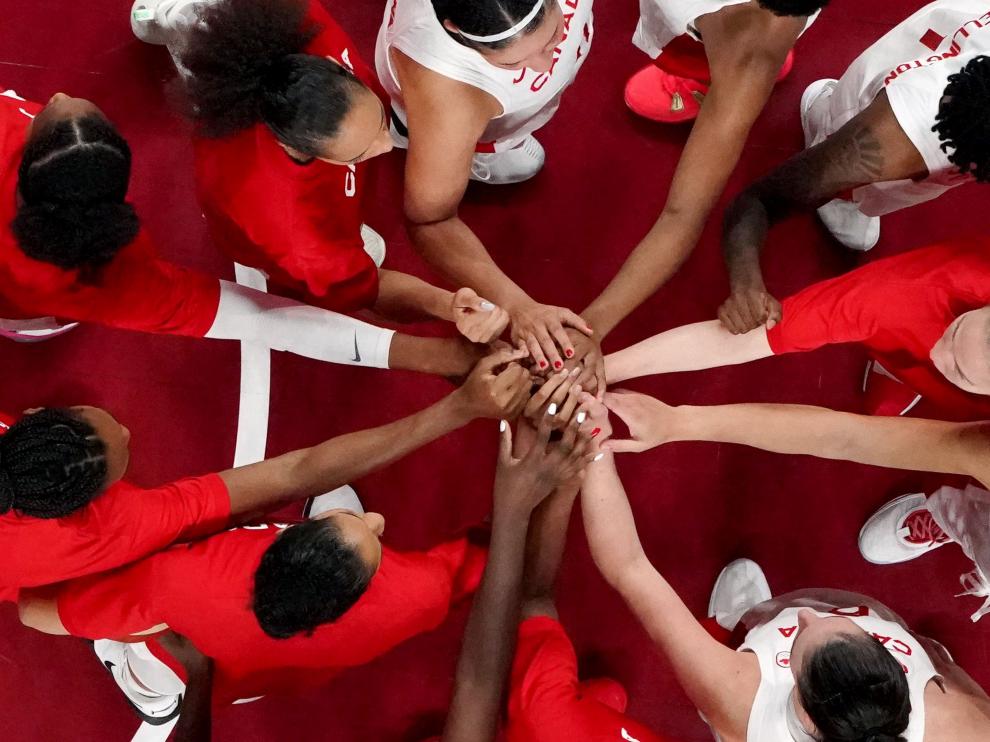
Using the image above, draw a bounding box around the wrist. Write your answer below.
[445,386,482,426]
[438,289,457,321]
[581,302,616,340]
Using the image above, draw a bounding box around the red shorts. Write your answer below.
[507,617,673,742]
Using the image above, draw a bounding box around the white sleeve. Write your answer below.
[205,279,394,369]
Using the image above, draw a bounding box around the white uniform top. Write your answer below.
[632,0,818,60]
[739,604,940,742]
[813,0,989,216]
[375,0,594,152]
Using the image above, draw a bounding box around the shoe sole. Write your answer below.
[800,79,836,149]
[707,558,771,620]
[858,492,930,565]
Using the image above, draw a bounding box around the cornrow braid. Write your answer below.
[0,408,108,519]
[933,55,990,183]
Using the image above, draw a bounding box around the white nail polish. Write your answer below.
[480,300,495,311]
[576,411,587,424]
[499,420,507,432]
[547,403,558,416]
[593,452,605,462]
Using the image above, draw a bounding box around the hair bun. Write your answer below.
[12,200,139,271]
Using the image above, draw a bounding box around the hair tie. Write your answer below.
[458,0,544,43]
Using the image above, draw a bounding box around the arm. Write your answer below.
[604,390,990,487]
[581,449,753,737]
[583,37,789,337]
[394,51,591,371]
[719,90,926,332]
[443,404,593,742]
[220,349,534,524]
[604,320,772,383]
[157,633,213,742]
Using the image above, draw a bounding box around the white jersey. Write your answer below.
[740,604,940,742]
[632,0,818,60]
[814,0,990,216]
[375,0,593,152]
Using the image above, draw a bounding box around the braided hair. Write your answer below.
[797,633,910,742]
[12,114,139,277]
[432,0,550,51]
[934,55,990,183]
[0,408,109,520]
[178,0,365,157]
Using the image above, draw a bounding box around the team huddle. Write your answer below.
[4,0,990,739]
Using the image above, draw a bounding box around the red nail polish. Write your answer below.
[539,361,548,369]
[554,361,562,369]
[591,428,601,438]
[565,349,574,358]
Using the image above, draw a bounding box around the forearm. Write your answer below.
[672,403,989,479]
[580,454,648,585]
[605,320,772,383]
[373,269,454,324]
[522,483,579,611]
[721,191,772,292]
[408,218,530,309]
[171,661,213,742]
[387,334,481,378]
[443,505,530,742]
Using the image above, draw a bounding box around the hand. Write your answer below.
[563,328,605,399]
[494,405,595,513]
[156,631,211,675]
[718,283,782,335]
[523,367,584,428]
[455,347,533,420]
[452,288,510,344]
[602,389,682,453]
[508,301,593,373]
[576,392,612,445]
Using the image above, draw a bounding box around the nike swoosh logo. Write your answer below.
[104,660,116,671]
[351,332,361,363]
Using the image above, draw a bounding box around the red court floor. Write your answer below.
[2,1,988,740]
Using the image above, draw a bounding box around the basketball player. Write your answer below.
[0,349,530,604]
[0,88,488,376]
[581,0,827,340]
[20,406,593,727]
[605,236,990,421]
[719,0,990,334]
[133,0,508,343]
[376,0,605,385]
[581,400,990,742]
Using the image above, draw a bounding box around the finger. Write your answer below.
[575,363,597,392]
[765,297,782,330]
[548,321,575,360]
[721,301,747,335]
[601,438,645,454]
[557,380,583,423]
[717,302,737,333]
[558,308,593,336]
[594,356,607,399]
[525,334,550,372]
[476,311,506,343]
[535,326,565,371]
[531,404,555,456]
[735,296,761,333]
[524,370,569,417]
[478,346,528,374]
[494,363,528,394]
[497,419,513,463]
[547,368,580,409]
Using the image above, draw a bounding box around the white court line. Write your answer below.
[129,264,273,742]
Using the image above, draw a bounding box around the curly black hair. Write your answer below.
[252,518,375,639]
[757,0,830,16]
[432,0,550,51]
[934,55,990,183]
[797,633,911,742]
[0,408,109,519]
[178,0,365,156]
[12,114,139,276]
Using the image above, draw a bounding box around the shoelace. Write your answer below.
[957,568,990,623]
[902,509,950,545]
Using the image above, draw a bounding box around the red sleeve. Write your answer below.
[303,1,386,98]
[80,235,221,337]
[509,616,580,716]
[767,270,882,355]
[1,474,230,596]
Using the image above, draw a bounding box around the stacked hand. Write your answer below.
[455,347,535,420]
[452,288,510,344]
[508,301,595,373]
[602,390,681,453]
[718,283,782,335]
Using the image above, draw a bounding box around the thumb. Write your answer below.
[498,420,513,463]
[602,438,644,454]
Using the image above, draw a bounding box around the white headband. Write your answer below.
[457,0,545,44]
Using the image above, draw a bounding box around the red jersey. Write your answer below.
[0,91,220,336]
[55,524,484,703]
[0,409,230,602]
[767,238,990,422]
[193,2,384,313]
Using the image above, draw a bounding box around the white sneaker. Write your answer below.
[94,640,183,726]
[800,78,837,149]
[708,559,772,631]
[470,135,545,184]
[817,198,881,251]
[130,0,205,45]
[303,484,364,519]
[859,493,953,565]
[360,224,387,268]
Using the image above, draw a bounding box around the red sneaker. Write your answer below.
[579,677,629,713]
[624,65,708,123]
[776,49,795,82]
